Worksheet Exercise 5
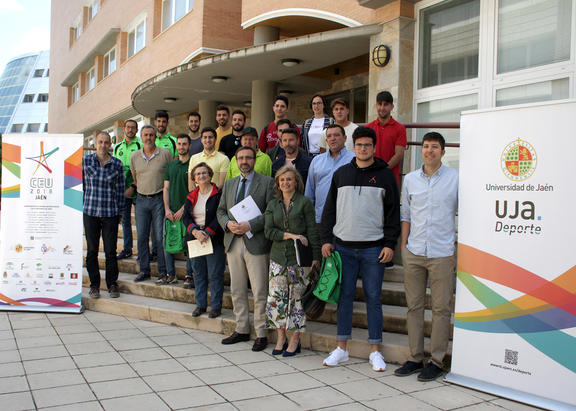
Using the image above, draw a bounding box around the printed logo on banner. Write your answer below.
[64,147,83,211]
[26,141,59,175]
[501,139,537,181]
[1,142,21,198]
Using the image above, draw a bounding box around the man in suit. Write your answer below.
[217,146,275,351]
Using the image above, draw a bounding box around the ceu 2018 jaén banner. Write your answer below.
[1,134,83,313]
[447,100,576,410]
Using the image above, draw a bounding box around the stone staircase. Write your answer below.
[82,222,453,365]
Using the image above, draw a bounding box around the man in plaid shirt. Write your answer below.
[83,131,125,299]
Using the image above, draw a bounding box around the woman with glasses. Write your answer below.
[301,94,333,156]
[183,162,224,318]
[264,166,320,356]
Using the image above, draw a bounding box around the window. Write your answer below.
[10,124,23,133]
[162,0,194,31]
[73,18,83,40]
[88,0,98,21]
[23,94,34,103]
[26,123,41,133]
[86,67,95,91]
[37,93,49,103]
[33,69,44,78]
[496,78,569,107]
[418,0,480,88]
[497,0,571,74]
[44,69,49,77]
[103,47,116,78]
[128,18,146,58]
[71,82,79,103]
[43,124,48,132]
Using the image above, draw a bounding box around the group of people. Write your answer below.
[82,90,458,381]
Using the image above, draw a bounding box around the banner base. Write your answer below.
[0,305,83,314]
[445,372,575,411]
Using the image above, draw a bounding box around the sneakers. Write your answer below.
[155,275,168,285]
[369,351,387,372]
[134,273,150,282]
[417,362,444,382]
[183,277,194,289]
[117,249,132,260]
[166,275,178,284]
[323,347,349,366]
[394,361,423,377]
[108,284,120,298]
[89,286,100,299]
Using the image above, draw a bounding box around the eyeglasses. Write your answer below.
[311,102,323,105]
[194,171,209,176]
[354,143,373,149]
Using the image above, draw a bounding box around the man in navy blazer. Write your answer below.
[217,146,275,351]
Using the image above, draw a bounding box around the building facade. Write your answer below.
[0,51,50,135]
[49,0,575,168]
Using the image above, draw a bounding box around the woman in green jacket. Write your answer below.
[264,165,320,357]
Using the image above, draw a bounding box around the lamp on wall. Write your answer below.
[281,58,300,67]
[211,76,228,83]
[372,44,391,68]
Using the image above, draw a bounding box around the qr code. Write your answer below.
[504,349,518,365]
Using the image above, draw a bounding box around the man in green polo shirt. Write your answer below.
[226,127,272,180]
[113,119,142,259]
[154,110,177,157]
[159,134,194,286]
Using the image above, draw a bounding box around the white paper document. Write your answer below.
[229,195,261,239]
[187,237,213,258]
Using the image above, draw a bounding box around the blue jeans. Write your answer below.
[191,242,225,310]
[121,197,135,252]
[135,194,166,275]
[335,243,385,344]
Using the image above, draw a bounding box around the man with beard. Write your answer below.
[188,127,230,190]
[218,109,245,159]
[226,127,272,180]
[114,119,141,260]
[271,127,311,186]
[187,111,203,155]
[129,125,173,282]
[217,145,275,351]
[154,110,177,157]
[215,105,232,150]
[258,95,300,153]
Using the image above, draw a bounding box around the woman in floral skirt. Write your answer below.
[264,166,320,357]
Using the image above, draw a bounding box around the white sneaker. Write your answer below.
[323,347,349,366]
[369,351,386,372]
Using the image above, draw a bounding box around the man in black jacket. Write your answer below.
[271,127,311,184]
[320,126,400,373]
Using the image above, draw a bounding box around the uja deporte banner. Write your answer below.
[0,134,83,313]
[446,101,576,410]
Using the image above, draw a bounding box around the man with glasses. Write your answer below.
[320,126,400,372]
[217,146,275,351]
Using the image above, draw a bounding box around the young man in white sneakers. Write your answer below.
[320,126,401,371]
[394,132,458,381]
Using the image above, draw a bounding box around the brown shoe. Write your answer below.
[252,337,268,352]
[221,332,250,345]
[208,309,221,319]
[192,307,206,317]
[108,284,119,298]
[89,286,100,299]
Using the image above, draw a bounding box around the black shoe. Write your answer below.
[282,343,301,357]
[221,332,250,345]
[182,277,194,289]
[108,284,120,298]
[89,286,100,299]
[134,273,150,282]
[394,361,424,377]
[252,337,268,352]
[117,249,132,260]
[417,363,444,382]
[208,309,221,319]
[192,307,206,317]
[272,341,288,356]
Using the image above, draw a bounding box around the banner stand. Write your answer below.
[446,373,575,411]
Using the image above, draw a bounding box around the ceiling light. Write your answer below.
[211,76,228,83]
[278,90,294,96]
[163,97,177,103]
[243,101,252,107]
[281,58,300,67]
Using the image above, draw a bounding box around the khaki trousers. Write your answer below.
[227,237,269,338]
[402,248,455,367]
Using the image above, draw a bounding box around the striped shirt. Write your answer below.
[83,154,125,217]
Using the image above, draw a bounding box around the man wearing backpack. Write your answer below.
[320,126,400,372]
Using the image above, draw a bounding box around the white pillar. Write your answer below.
[251,80,276,133]
[198,100,217,128]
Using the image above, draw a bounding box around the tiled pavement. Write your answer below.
[0,310,539,411]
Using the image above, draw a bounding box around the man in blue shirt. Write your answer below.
[83,132,125,299]
[305,124,355,223]
[395,132,458,382]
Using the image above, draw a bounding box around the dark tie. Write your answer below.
[236,178,247,204]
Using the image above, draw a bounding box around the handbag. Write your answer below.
[164,219,186,254]
[313,251,342,305]
[293,238,313,267]
[301,265,326,320]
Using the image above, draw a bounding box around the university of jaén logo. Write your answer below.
[501,138,537,181]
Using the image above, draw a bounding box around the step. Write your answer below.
[81,288,449,365]
[83,270,451,338]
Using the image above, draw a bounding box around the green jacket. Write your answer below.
[113,137,142,198]
[264,192,320,266]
